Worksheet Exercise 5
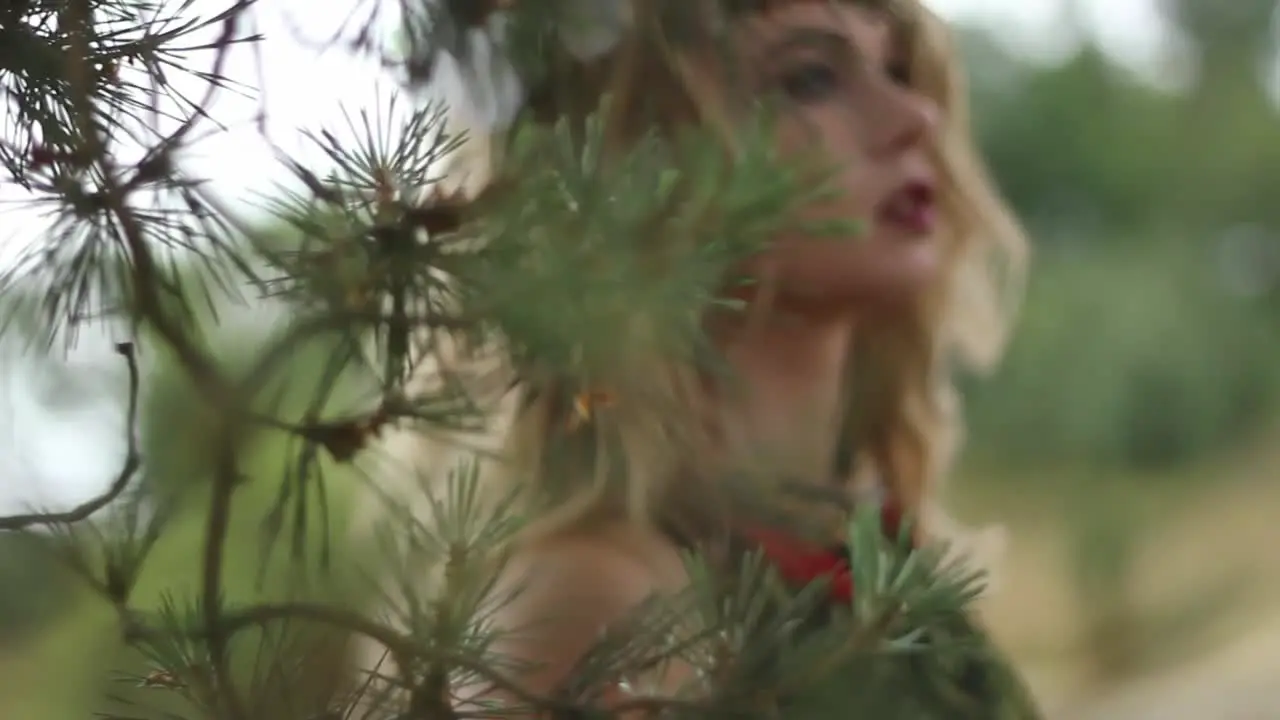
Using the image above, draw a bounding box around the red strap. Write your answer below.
[738,500,908,605]
[741,525,856,603]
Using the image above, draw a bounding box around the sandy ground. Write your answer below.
[1072,614,1280,720]
[979,458,1280,720]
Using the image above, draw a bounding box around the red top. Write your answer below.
[738,501,907,604]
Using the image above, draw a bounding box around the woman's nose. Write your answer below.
[871,84,940,158]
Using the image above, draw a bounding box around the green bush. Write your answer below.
[0,533,74,643]
[965,243,1280,473]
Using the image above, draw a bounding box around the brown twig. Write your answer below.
[248,406,393,463]
[54,1,258,716]
[120,0,261,196]
[0,342,142,531]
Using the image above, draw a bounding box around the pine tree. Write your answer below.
[0,1,1043,718]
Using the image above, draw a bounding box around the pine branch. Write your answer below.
[2,0,262,349]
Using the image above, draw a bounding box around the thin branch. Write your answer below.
[0,341,142,531]
[54,2,257,716]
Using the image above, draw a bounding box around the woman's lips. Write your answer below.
[877,180,937,236]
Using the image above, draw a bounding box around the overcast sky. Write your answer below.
[0,0,1178,513]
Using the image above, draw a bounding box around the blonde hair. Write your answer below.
[358,0,1027,558]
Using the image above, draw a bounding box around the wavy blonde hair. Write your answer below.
[359,0,1026,559]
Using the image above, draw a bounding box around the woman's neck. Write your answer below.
[711,305,859,485]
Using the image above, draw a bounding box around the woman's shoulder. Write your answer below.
[483,521,689,693]
[504,520,689,609]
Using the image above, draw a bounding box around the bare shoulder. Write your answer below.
[484,521,689,692]
[496,521,689,630]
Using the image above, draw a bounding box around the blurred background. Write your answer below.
[1,0,1278,718]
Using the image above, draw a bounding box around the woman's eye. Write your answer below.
[779,62,840,103]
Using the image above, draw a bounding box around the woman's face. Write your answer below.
[734,2,943,312]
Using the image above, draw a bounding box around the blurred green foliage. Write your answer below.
[964,244,1280,472]
[957,6,1280,474]
[0,533,76,644]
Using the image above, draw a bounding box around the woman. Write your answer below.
[358,0,1030,715]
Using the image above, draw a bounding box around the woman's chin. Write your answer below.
[864,261,941,307]
[790,240,941,310]
[857,231,943,300]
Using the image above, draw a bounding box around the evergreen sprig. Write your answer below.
[1,0,261,351]
[0,1,1041,718]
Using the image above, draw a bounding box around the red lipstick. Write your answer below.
[877,180,937,235]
